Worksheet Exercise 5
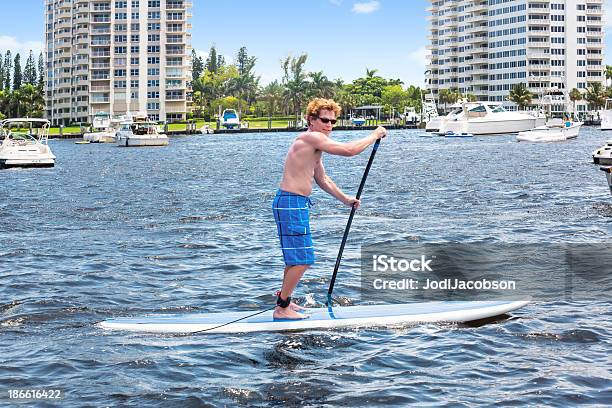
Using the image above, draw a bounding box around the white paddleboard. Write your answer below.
[98,300,529,334]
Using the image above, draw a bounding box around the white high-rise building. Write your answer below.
[45,0,192,125]
[426,0,605,114]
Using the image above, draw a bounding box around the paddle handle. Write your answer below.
[327,138,381,300]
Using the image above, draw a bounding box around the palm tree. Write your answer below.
[585,82,606,110]
[507,83,534,110]
[569,88,583,114]
[260,80,284,116]
[281,54,310,121]
[365,68,378,79]
[18,84,44,117]
[308,71,335,98]
[605,65,612,88]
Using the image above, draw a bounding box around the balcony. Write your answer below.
[528,75,550,82]
[91,98,110,104]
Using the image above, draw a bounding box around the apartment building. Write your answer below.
[426,0,605,113]
[45,0,192,125]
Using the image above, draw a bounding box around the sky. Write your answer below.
[1,0,611,87]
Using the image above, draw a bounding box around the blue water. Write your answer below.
[1,128,611,406]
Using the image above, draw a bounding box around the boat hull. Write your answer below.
[600,111,612,131]
[441,116,546,135]
[600,166,612,195]
[116,136,169,147]
[517,123,582,142]
[83,131,116,143]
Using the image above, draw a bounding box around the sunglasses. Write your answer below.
[316,116,337,125]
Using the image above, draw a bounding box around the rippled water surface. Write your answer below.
[1,128,611,406]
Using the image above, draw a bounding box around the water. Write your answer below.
[1,129,611,406]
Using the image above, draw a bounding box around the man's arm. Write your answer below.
[314,159,360,208]
[303,127,386,157]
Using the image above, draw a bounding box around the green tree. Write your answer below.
[205,45,225,73]
[13,53,22,90]
[228,47,259,116]
[308,71,335,98]
[281,54,310,121]
[569,88,583,113]
[4,51,12,91]
[37,52,44,91]
[585,82,606,110]
[259,80,285,116]
[381,84,409,116]
[23,50,37,85]
[605,65,612,88]
[507,83,534,110]
[18,84,45,117]
[191,49,204,81]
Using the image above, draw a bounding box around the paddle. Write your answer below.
[327,137,382,305]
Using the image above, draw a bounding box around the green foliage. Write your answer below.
[4,51,12,91]
[585,82,606,110]
[507,83,534,110]
[191,49,204,81]
[281,54,310,117]
[23,50,37,86]
[13,53,22,90]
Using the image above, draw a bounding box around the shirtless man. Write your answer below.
[272,98,387,320]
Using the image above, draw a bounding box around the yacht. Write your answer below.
[115,114,169,147]
[403,107,419,124]
[220,109,240,129]
[83,112,118,143]
[601,166,612,195]
[600,99,612,131]
[436,101,546,135]
[517,119,583,143]
[592,140,612,165]
[0,118,56,168]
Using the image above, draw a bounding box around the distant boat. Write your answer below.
[600,99,612,131]
[436,101,546,135]
[115,113,169,147]
[444,131,474,138]
[0,118,56,168]
[351,116,366,126]
[200,125,214,134]
[517,119,582,143]
[221,109,240,129]
[83,112,117,143]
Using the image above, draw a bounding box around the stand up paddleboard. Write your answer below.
[98,301,529,334]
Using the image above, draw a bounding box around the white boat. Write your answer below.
[517,119,583,142]
[600,99,612,131]
[220,109,240,129]
[83,112,117,143]
[115,114,169,147]
[200,125,214,134]
[422,94,440,132]
[601,166,612,195]
[403,107,419,124]
[437,101,546,135]
[351,116,366,126]
[0,118,56,168]
[593,140,612,165]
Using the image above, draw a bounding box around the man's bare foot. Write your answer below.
[289,302,306,312]
[273,306,309,320]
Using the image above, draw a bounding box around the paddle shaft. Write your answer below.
[327,138,381,300]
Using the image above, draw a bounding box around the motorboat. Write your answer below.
[403,107,419,124]
[592,140,612,165]
[0,118,56,168]
[351,116,366,126]
[436,101,546,135]
[517,119,583,142]
[600,99,612,131]
[220,109,240,129]
[200,125,214,134]
[83,112,117,143]
[601,166,612,195]
[115,113,169,147]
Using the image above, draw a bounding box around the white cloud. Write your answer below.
[352,1,380,14]
[408,46,428,67]
[0,36,43,57]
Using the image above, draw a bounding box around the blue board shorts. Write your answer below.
[272,189,315,266]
